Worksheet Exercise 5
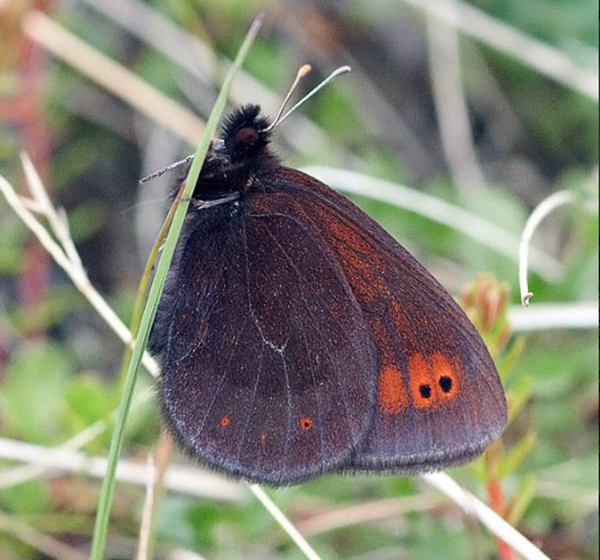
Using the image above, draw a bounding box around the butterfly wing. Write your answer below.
[150,202,378,485]
[263,168,507,472]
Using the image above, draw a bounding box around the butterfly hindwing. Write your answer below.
[267,168,507,472]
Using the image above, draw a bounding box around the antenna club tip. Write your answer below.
[254,12,265,24]
[299,64,312,76]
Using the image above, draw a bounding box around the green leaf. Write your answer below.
[0,340,74,444]
[506,375,533,426]
[499,432,536,479]
[496,336,525,383]
[506,474,537,526]
[65,374,114,431]
[0,479,50,515]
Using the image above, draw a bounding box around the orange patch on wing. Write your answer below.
[326,219,382,262]
[378,365,409,415]
[220,416,230,427]
[389,300,405,330]
[300,417,313,431]
[408,353,437,408]
[388,300,418,348]
[322,216,387,305]
[369,318,395,365]
[431,352,459,401]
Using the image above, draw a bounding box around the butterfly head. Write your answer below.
[194,105,277,200]
[220,104,272,162]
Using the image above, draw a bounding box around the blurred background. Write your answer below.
[0,1,598,559]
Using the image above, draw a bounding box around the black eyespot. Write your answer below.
[234,127,259,148]
[439,376,453,393]
[419,384,431,399]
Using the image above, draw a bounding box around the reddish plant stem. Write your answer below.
[488,480,514,560]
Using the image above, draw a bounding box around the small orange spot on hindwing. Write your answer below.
[300,417,313,431]
[378,365,409,415]
[431,352,459,401]
[408,353,437,408]
[260,432,267,441]
[220,416,230,427]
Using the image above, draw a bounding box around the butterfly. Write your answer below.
[148,104,507,485]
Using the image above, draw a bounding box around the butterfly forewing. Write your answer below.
[152,199,378,485]
[268,168,507,472]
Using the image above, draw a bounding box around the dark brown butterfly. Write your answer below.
[148,104,507,485]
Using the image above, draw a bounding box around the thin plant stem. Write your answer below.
[0,436,241,501]
[427,12,487,196]
[136,433,174,560]
[136,455,156,560]
[508,302,598,331]
[518,191,577,306]
[249,485,322,560]
[421,472,551,560]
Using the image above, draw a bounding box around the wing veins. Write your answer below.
[195,317,251,438]
[279,351,293,472]
[299,319,326,461]
[242,214,294,471]
[260,222,358,440]
[235,346,265,461]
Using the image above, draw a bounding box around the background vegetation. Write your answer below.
[0,1,597,559]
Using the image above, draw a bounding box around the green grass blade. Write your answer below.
[89,14,263,560]
[115,186,184,393]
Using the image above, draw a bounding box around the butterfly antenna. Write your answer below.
[139,154,195,185]
[262,64,313,133]
[264,65,352,132]
[140,65,351,183]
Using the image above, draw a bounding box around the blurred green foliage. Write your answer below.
[0,0,597,559]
